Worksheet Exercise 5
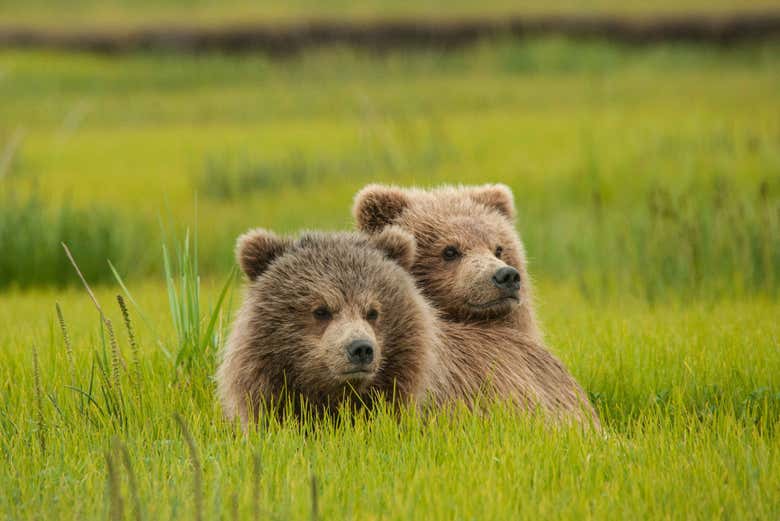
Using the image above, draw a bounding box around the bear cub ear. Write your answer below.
[353,184,411,233]
[368,226,417,271]
[468,184,516,221]
[235,228,290,281]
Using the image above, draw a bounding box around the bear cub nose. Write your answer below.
[346,339,374,365]
[492,266,521,292]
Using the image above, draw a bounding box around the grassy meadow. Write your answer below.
[1,32,779,519]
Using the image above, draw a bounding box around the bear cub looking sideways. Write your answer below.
[353,184,600,429]
[217,227,439,426]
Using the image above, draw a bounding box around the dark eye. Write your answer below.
[366,308,379,321]
[495,246,503,259]
[313,306,332,321]
[442,246,461,261]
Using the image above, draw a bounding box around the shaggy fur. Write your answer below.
[217,227,438,426]
[353,183,600,428]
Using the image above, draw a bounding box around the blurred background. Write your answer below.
[1,0,778,301]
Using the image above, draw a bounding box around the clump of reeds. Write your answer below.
[62,242,128,427]
[161,228,235,373]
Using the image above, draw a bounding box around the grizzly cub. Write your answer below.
[353,184,600,428]
[216,227,438,426]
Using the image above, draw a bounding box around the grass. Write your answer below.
[157,227,236,371]
[1,39,779,295]
[0,191,152,289]
[0,35,778,519]
[0,278,778,519]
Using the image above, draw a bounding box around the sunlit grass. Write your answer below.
[1,279,778,519]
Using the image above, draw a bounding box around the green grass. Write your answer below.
[1,36,779,519]
[1,39,779,295]
[0,190,152,289]
[1,279,778,519]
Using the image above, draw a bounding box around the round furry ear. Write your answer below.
[368,226,417,271]
[352,184,411,233]
[235,228,289,280]
[468,184,516,221]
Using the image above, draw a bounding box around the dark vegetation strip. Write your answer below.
[2,175,779,297]
[0,193,154,290]
[1,12,779,54]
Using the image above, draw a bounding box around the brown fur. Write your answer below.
[353,184,600,428]
[217,227,438,427]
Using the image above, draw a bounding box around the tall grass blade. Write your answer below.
[55,302,76,386]
[310,474,319,521]
[252,452,261,521]
[174,413,203,521]
[105,449,124,521]
[200,268,237,354]
[32,346,46,455]
[109,259,171,360]
[117,295,142,407]
[117,439,144,521]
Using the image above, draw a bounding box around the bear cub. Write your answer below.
[353,183,600,428]
[217,227,438,426]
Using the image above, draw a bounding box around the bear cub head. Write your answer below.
[218,227,436,423]
[353,184,528,322]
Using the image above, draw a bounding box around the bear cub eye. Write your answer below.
[495,246,503,259]
[366,308,379,321]
[313,306,332,321]
[442,246,461,261]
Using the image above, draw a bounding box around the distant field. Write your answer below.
[1,39,778,296]
[1,0,778,28]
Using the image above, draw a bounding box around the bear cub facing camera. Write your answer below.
[217,227,439,426]
[353,184,600,428]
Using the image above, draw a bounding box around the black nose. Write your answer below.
[346,339,374,365]
[492,266,521,291]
